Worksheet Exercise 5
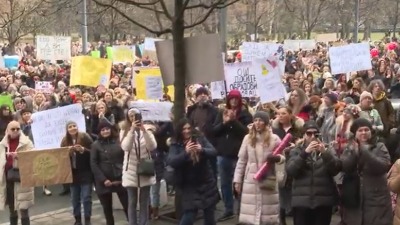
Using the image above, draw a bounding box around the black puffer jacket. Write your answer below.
[90,137,125,195]
[167,136,219,211]
[286,142,341,208]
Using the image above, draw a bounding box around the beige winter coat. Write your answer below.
[233,133,283,225]
[120,125,157,188]
[0,133,34,211]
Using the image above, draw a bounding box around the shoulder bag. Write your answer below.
[134,130,155,177]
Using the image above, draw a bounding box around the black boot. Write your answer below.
[280,208,287,225]
[10,216,18,225]
[60,184,70,196]
[84,217,91,225]
[74,216,82,225]
[21,217,30,225]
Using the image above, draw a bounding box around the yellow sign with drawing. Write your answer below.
[18,148,73,188]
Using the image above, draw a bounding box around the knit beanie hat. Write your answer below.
[65,121,77,130]
[303,121,319,133]
[360,91,373,102]
[253,111,269,124]
[350,118,373,134]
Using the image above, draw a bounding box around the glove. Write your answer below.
[266,154,281,163]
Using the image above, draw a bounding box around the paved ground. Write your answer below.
[0,185,340,225]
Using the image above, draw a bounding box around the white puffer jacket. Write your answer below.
[120,126,157,188]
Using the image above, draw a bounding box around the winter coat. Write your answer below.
[187,102,219,146]
[359,108,384,132]
[318,106,336,143]
[233,133,283,225]
[387,159,400,225]
[286,142,341,208]
[60,132,93,184]
[167,136,219,211]
[341,142,392,225]
[153,122,174,181]
[120,126,157,188]
[90,138,125,195]
[213,108,253,158]
[0,133,34,211]
[372,92,395,135]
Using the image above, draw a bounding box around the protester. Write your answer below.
[233,111,284,225]
[0,121,34,225]
[167,118,219,225]
[90,120,128,225]
[120,108,157,225]
[286,121,341,225]
[60,121,94,225]
[212,89,252,221]
[340,118,392,225]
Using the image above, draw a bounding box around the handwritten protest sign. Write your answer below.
[36,36,71,60]
[284,40,301,51]
[70,56,112,88]
[129,101,173,121]
[224,62,257,97]
[299,40,316,50]
[3,55,19,68]
[18,147,72,188]
[0,94,13,111]
[0,55,4,68]
[253,58,286,103]
[135,68,174,101]
[144,38,163,51]
[241,42,285,75]
[91,50,100,58]
[112,46,135,64]
[210,81,226,99]
[329,43,372,74]
[31,104,86,149]
[35,81,53,94]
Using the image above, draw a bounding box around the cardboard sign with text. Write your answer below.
[18,147,72,188]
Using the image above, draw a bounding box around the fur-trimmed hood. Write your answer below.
[271,116,305,130]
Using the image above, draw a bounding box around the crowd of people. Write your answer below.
[1,36,400,225]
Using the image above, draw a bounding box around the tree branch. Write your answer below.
[92,0,171,36]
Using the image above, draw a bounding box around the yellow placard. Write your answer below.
[135,68,174,101]
[70,56,112,88]
[113,46,135,63]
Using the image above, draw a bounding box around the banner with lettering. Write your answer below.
[135,68,174,101]
[36,36,71,60]
[70,56,112,88]
[328,43,372,74]
[35,81,54,94]
[31,104,86,149]
[112,46,135,64]
[224,62,257,97]
[19,147,73,188]
[128,101,173,121]
[241,42,285,75]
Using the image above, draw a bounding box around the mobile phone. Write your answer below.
[315,133,322,142]
[134,113,142,122]
[191,134,198,143]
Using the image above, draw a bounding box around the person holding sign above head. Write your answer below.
[0,121,34,225]
[60,121,94,225]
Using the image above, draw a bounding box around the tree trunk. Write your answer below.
[172,0,187,220]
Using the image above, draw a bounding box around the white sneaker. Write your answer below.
[43,187,52,196]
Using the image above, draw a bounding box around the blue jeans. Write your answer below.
[150,181,161,208]
[70,184,92,217]
[218,156,236,214]
[179,206,216,225]
[126,186,151,225]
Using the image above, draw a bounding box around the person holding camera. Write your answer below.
[60,121,94,225]
[120,108,157,225]
[286,121,341,225]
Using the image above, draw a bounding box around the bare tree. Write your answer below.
[92,0,238,125]
[0,0,73,54]
[232,0,278,41]
[284,0,330,39]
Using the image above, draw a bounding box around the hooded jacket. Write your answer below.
[212,90,253,158]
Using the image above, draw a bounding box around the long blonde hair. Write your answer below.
[248,122,272,148]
